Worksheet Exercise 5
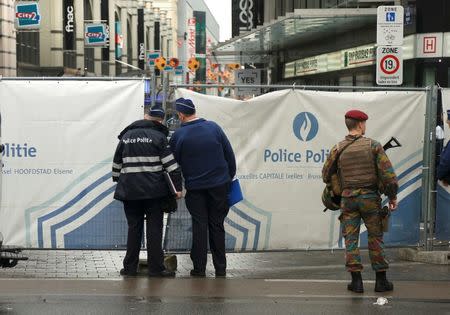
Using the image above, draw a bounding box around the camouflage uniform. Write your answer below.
[322,135,398,272]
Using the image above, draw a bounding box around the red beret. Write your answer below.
[345,110,368,121]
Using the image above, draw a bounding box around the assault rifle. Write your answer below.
[383,137,402,151]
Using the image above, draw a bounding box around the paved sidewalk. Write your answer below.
[1,248,449,281]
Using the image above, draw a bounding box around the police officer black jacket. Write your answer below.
[112,119,182,201]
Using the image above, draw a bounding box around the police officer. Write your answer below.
[113,107,182,277]
[169,98,236,278]
[322,110,399,293]
[437,109,450,185]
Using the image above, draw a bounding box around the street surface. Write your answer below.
[0,249,449,314]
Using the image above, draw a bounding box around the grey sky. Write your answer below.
[204,0,232,42]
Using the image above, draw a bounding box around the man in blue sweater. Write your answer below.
[437,110,450,186]
[169,98,236,278]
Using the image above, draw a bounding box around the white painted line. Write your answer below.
[0,278,124,281]
[265,279,376,284]
[266,294,392,299]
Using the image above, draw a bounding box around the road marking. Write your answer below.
[265,279,375,284]
[266,294,392,299]
[0,278,124,281]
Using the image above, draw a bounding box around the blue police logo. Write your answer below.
[293,112,319,142]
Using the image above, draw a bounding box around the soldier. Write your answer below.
[437,109,450,185]
[322,110,399,293]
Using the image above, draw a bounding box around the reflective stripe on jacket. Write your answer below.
[112,119,182,201]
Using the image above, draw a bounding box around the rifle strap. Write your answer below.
[330,136,361,180]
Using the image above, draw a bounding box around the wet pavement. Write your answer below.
[0,248,449,314]
[1,248,449,281]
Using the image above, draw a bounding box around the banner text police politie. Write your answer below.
[1,142,72,175]
[263,148,330,164]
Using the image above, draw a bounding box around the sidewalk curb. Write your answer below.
[398,248,450,265]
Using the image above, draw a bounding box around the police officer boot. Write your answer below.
[347,271,364,293]
[375,271,393,292]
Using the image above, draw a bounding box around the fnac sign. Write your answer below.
[15,2,41,29]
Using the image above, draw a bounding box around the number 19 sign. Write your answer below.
[376,46,403,86]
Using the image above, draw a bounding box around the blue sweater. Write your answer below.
[437,141,450,181]
[169,118,236,190]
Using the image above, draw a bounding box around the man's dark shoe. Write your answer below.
[120,268,137,277]
[190,269,206,277]
[347,271,364,293]
[375,271,393,292]
[215,270,226,278]
[148,270,175,278]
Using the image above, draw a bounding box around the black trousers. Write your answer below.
[185,183,230,272]
[122,199,165,274]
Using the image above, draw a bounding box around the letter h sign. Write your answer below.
[423,37,437,54]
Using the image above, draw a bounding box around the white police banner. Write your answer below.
[437,89,450,241]
[0,80,143,247]
[175,88,427,250]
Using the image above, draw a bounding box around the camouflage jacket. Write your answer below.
[322,135,399,199]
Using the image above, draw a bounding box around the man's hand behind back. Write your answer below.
[388,198,398,211]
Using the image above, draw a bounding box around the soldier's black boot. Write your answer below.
[375,271,393,292]
[347,271,364,293]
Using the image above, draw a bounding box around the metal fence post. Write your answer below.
[150,70,156,108]
[428,86,438,251]
[162,72,169,110]
[422,85,438,251]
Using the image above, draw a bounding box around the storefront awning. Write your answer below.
[212,8,377,64]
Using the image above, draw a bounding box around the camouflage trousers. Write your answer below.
[340,196,388,272]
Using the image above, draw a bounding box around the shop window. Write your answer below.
[339,75,353,86]
[63,51,77,69]
[402,62,415,87]
[16,31,40,67]
[355,73,373,86]
[127,18,133,66]
[322,0,338,8]
[294,0,307,9]
[339,75,353,91]
[307,0,321,8]
[422,66,436,87]
[447,68,450,87]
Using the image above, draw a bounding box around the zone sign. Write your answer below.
[376,46,403,86]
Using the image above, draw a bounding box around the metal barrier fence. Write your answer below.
[161,83,439,252]
[0,77,443,251]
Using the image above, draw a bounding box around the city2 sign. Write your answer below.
[15,2,41,29]
[84,23,109,47]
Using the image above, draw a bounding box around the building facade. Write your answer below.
[176,0,219,84]
[0,0,180,77]
[215,0,450,88]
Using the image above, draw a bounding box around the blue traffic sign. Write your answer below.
[386,12,396,22]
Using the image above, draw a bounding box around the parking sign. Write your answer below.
[377,6,404,46]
